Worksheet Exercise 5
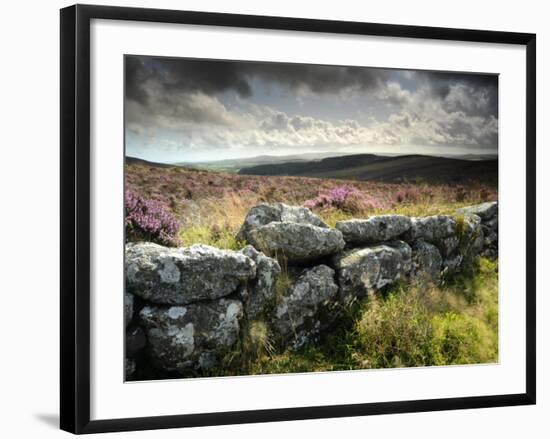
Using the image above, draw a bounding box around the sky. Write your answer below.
[125,56,498,163]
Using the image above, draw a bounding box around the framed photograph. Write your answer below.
[60,4,536,434]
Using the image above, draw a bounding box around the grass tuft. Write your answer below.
[237,257,498,374]
[179,225,245,250]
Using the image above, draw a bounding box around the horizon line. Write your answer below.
[125,150,498,166]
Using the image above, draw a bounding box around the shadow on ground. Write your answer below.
[34,413,58,430]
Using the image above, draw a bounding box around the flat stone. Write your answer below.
[237,202,328,242]
[335,215,411,245]
[407,215,457,242]
[126,242,256,305]
[248,222,345,263]
[457,201,498,220]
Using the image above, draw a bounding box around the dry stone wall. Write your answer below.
[125,201,497,380]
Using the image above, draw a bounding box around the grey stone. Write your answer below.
[442,214,484,274]
[476,211,497,258]
[442,254,464,276]
[481,227,498,259]
[335,215,411,245]
[333,241,412,305]
[461,214,485,257]
[457,201,498,220]
[248,222,345,263]
[407,215,457,242]
[237,202,328,243]
[125,358,136,380]
[126,243,255,305]
[485,216,498,230]
[404,215,460,258]
[124,291,134,327]
[457,205,498,258]
[410,240,443,282]
[439,235,460,258]
[240,245,281,320]
[484,230,498,247]
[270,265,339,349]
[438,213,485,267]
[456,202,497,258]
[139,299,243,374]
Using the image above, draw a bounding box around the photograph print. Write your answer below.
[124,56,499,381]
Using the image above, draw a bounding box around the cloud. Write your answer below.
[365,78,498,149]
[125,56,499,159]
[126,81,256,138]
[126,56,253,103]
[442,83,496,117]
[125,56,389,104]
[374,81,413,106]
[401,70,498,117]
[127,96,497,159]
[247,63,388,95]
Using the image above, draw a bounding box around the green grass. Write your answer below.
[179,225,245,250]
[354,258,498,368]
[218,257,498,376]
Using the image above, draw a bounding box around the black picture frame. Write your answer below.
[60,4,536,434]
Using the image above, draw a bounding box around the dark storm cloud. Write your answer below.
[246,63,387,94]
[126,56,253,102]
[125,56,388,103]
[126,56,497,120]
[409,70,498,117]
[125,56,152,105]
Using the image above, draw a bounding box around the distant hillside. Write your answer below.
[238,154,498,184]
[176,152,349,173]
[125,156,178,168]
[451,153,498,161]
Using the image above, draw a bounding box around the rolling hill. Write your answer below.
[238,154,498,184]
[126,153,498,185]
[125,156,180,168]
[174,152,351,173]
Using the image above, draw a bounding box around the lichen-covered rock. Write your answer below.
[410,240,442,282]
[126,325,147,357]
[126,242,256,305]
[460,214,484,256]
[457,201,498,221]
[240,245,281,320]
[333,241,412,304]
[438,235,460,258]
[405,215,458,257]
[335,215,411,245]
[247,222,345,263]
[124,291,134,327]
[270,265,338,349]
[457,202,498,259]
[139,299,243,374]
[442,254,464,276]
[236,202,328,242]
[482,231,498,258]
[407,215,457,242]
